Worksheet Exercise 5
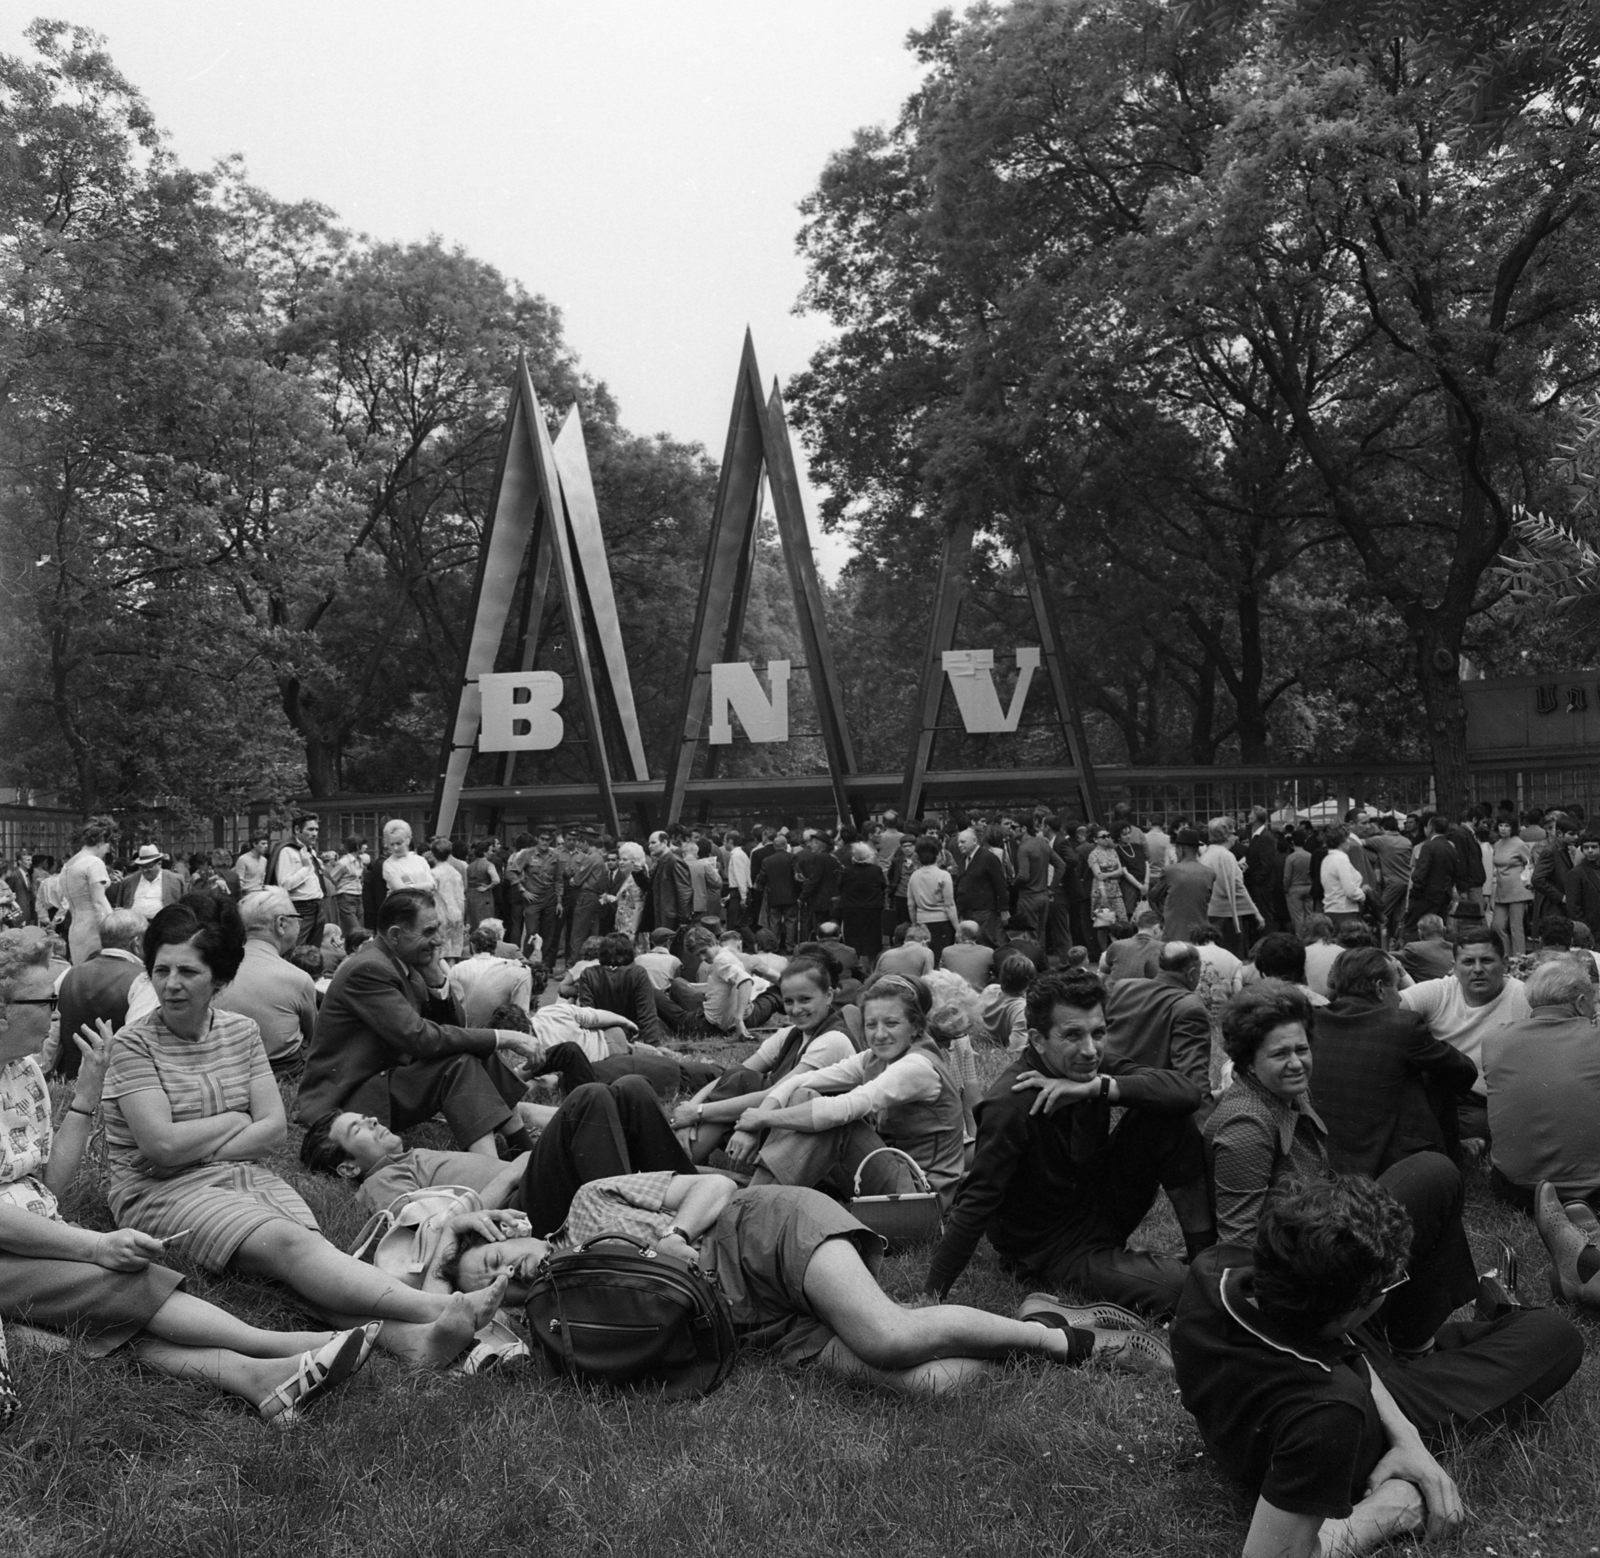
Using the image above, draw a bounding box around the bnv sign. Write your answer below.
[478,654,1040,751]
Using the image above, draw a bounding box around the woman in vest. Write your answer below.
[737,973,967,1212]
[669,955,855,1168]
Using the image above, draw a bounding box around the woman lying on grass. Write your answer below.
[99,897,508,1369]
[431,1171,1172,1393]
[0,928,374,1423]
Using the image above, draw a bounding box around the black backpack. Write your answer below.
[523,1235,737,1398]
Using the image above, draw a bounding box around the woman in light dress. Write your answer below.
[380,819,434,894]
[428,838,468,960]
[59,816,118,965]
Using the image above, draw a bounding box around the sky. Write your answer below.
[12,1,943,574]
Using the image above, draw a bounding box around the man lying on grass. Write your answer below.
[1172,1175,1583,1558]
[429,1172,1173,1393]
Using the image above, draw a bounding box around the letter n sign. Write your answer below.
[709,660,791,744]
[478,671,564,751]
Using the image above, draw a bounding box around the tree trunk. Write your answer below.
[49,625,97,812]
[1234,585,1269,763]
[278,675,340,797]
[1410,621,1470,814]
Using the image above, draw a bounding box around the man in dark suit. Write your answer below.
[954,826,1009,948]
[111,843,184,915]
[54,907,145,1079]
[1532,817,1580,928]
[758,833,799,952]
[1241,808,1283,932]
[294,888,547,1156]
[1102,941,1213,1109]
[1311,945,1479,1175]
[1406,814,1461,937]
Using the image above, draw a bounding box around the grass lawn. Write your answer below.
[5,1034,1600,1558]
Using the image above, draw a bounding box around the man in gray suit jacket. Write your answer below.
[1102,942,1214,1111]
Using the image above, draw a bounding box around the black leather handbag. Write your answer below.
[523,1235,737,1398]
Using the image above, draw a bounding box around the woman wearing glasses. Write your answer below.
[1204,982,1481,1354]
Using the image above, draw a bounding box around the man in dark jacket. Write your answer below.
[758,833,798,952]
[953,826,1009,948]
[1405,815,1461,937]
[923,969,1212,1318]
[54,907,144,1080]
[1241,809,1283,933]
[1567,833,1600,932]
[1531,817,1580,928]
[646,829,693,941]
[294,888,545,1155]
[1103,943,1213,1108]
[1311,946,1479,1175]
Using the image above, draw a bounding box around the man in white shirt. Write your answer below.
[113,844,181,919]
[1401,925,1530,1145]
[449,923,534,1026]
[234,834,271,896]
[725,830,752,929]
[275,813,329,947]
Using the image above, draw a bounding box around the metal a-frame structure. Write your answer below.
[432,353,649,841]
[663,332,858,826]
[899,518,1102,824]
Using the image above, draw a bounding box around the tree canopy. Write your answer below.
[789,0,1600,803]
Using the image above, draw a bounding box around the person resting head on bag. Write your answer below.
[434,1170,1174,1393]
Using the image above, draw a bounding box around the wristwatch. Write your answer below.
[1098,1075,1112,1100]
[664,1224,697,1246]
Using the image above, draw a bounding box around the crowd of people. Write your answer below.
[2,794,1598,1555]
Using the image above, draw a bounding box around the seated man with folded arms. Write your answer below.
[1174,1175,1582,1558]
[923,969,1213,1319]
[435,1172,1174,1391]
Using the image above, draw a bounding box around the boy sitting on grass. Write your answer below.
[1172,1174,1583,1558]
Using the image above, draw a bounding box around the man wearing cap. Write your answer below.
[1156,830,1215,943]
[112,844,183,918]
[275,812,331,947]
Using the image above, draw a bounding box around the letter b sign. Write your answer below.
[478,671,564,751]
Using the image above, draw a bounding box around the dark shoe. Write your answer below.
[1017,1293,1147,1332]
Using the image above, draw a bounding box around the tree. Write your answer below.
[791,0,1600,802]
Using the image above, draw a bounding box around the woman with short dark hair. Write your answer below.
[1206,982,1330,1249]
[100,897,514,1368]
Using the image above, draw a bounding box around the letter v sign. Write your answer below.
[941,649,1041,734]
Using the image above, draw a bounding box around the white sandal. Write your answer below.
[256,1324,374,1424]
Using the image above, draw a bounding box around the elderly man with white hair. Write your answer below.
[1483,953,1600,1214]
[214,886,319,1074]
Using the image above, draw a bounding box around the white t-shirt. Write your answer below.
[701,946,754,1031]
[1401,976,1530,1097]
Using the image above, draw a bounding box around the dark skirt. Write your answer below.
[0,1251,184,1357]
[840,907,883,960]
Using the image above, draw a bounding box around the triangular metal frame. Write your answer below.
[664,331,858,825]
[433,354,647,840]
[899,519,1102,824]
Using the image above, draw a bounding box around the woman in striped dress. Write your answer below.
[102,897,510,1368]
